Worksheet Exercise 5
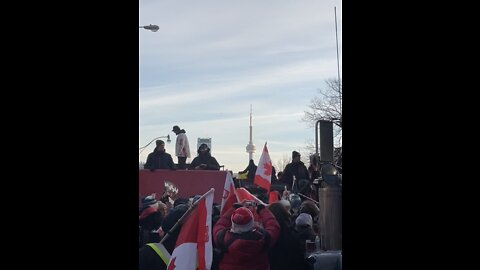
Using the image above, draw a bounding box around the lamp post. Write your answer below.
[139,24,159,32]
[139,135,171,155]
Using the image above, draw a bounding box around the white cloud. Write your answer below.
[139,0,342,172]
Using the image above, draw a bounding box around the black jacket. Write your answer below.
[269,224,309,270]
[144,149,176,170]
[189,154,220,170]
[240,162,257,182]
[282,161,309,189]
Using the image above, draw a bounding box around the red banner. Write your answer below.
[139,169,227,204]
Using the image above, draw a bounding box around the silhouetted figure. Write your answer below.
[189,143,220,170]
[239,159,257,183]
[172,125,191,169]
[282,151,309,193]
[144,140,176,171]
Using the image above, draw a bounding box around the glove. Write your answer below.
[256,203,265,214]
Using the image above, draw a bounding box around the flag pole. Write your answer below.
[334,6,341,112]
[297,193,319,204]
[160,188,215,244]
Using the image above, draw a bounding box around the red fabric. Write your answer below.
[235,188,267,206]
[253,143,272,192]
[231,207,253,225]
[221,190,238,216]
[221,173,237,216]
[168,192,213,270]
[213,207,280,270]
[197,198,207,270]
[268,191,280,204]
[139,169,226,204]
[235,187,268,222]
[139,206,156,220]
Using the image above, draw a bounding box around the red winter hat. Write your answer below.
[230,207,254,233]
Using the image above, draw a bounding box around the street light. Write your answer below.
[139,135,171,155]
[139,24,159,32]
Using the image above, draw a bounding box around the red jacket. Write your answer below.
[213,207,280,270]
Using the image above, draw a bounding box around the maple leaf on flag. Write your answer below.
[262,160,272,176]
[254,142,272,191]
[166,190,214,270]
[167,257,176,270]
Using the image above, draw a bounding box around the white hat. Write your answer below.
[279,199,291,211]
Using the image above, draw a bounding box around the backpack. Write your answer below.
[212,228,237,270]
[211,227,271,270]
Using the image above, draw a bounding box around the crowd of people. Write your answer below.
[140,123,335,269]
[139,190,321,270]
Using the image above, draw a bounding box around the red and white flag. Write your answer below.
[167,190,214,270]
[253,142,273,192]
[220,172,237,216]
[235,187,268,207]
[268,190,281,204]
[235,187,268,223]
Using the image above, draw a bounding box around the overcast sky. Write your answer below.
[139,0,342,172]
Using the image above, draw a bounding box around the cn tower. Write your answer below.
[245,105,256,161]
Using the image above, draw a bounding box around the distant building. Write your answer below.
[245,105,256,161]
[197,138,212,153]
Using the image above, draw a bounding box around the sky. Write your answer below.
[139,0,342,173]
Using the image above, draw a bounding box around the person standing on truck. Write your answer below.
[172,125,191,169]
[144,140,176,171]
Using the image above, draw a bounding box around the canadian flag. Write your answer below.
[220,172,237,216]
[167,190,214,270]
[253,142,272,192]
[268,190,281,204]
[235,187,268,206]
[235,187,268,223]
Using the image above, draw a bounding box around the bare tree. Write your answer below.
[275,154,292,172]
[303,78,342,128]
[302,139,317,167]
[303,78,342,148]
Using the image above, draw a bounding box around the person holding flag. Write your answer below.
[140,189,215,270]
[139,203,190,270]
[166,188,215,270]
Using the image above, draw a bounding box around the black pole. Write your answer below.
[160,188,214,244]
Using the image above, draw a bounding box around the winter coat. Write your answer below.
[139,244,168,270]
[144,149,176,170]
[189,153,220,170]
[268,224,309,270]
[175,131,191,158]
[213,207,280,270]
[139,208,163,247]
[240,162,257,182]
[282,161,309,189]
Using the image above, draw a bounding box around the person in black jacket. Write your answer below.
[189,143,220,170]
[139,196,164,247]
[144,140,176,171]
[268,202,309,270]
[282,151,309,192]
[239,159,257,183]
[139,204,189,270]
